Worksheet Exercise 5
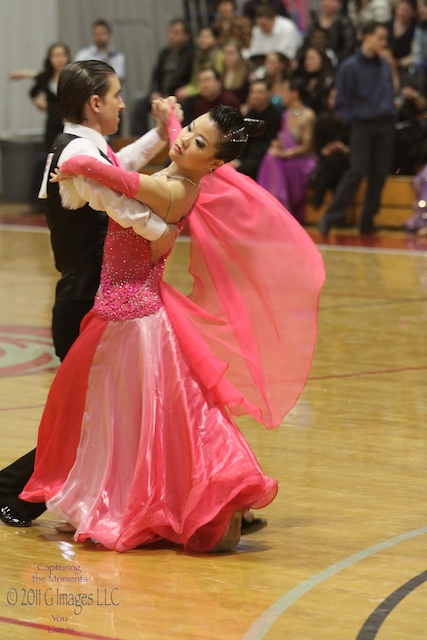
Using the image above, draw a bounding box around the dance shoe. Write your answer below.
[210,511,243,552]
[241,516,268,535]
[0,505,32,527]
[55,522,76,534]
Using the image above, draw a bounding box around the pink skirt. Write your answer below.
[21,310,277,552]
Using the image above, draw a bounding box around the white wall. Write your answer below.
[0,0,59,136]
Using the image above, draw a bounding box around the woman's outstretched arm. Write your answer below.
[53,155,183,222]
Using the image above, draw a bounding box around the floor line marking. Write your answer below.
[356,570,427,639]
[242,525,427,640]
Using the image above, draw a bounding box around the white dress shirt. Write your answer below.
[75,45,126,82]
[244,16,303,60]
[39,123,167,240]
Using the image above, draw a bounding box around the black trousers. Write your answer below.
[322,119,395,231]
[0,298,94,518]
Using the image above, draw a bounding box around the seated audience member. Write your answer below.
[175,25,224,101]
[294,46,335,115]
[183,67,241,124]
[221,39,250,104]
[308,85,350,208]
[347,0,392,40]
[385,0,417,68]
[244,6,303,67]
[131,19,193,136]
[211,0,252,48]
[381,47,427,174]
[296,26,338,70]
[260,51,291,108]
[242,0,290,22]
[412,0,427,91]
[304,0,357,65]
[257,77,317,223]
[230,78,282,179]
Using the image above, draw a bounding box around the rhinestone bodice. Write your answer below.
[94,220,166,321]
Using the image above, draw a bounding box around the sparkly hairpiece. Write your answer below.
[226,126,249,143]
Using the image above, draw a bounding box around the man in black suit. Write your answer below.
[0,60,178,527]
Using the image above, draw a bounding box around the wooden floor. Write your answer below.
[0,202,426,640]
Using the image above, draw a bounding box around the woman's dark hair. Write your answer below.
[209,105,265,162]
[58,60,116,124]
[42,42,71,81]
[286,76,305,93]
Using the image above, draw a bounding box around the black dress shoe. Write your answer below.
[0,505,32,527]
[318,218,331,235]
[359,222,380,235]
[241,517,268,535]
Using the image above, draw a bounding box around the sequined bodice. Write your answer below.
[94,220,166,321]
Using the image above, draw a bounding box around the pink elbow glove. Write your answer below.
[167,110,182,146]
[60,155,140,199]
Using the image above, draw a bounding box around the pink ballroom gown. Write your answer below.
[21,133,325,553]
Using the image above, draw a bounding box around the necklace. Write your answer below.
[166,174,200,186]
[290,108,302,116]
[155,169,200,187]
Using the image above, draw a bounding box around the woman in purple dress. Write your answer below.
[257,77,317,224]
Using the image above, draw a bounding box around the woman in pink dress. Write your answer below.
[257,76,317,224]
[21,100,324,553]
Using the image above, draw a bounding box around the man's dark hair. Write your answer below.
[249,77,271,91]
[92,19,112,33]
[169,18,191,36]
[58,60,116,124]
[362,20,386,36]
[215,0,237,8]
[198,67,222,82]
[255,6,276,19]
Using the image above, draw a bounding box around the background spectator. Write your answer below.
[308,85,350,208]
[259,51,291,107]
[257,76,317,223]
[131,19,193,136]
[221,39,250,104]
[347,0,392,40]
[304,0,357,65]
[183,67,241,123]
[175,25,224,101]
[230,78,282,178]
[242,0,291,22]
[9,42,71,212]
[318,21,396,235]
[412,0,427,92]
[75,19,126,82]
[211,0,252,48]
[293,46,334,115]
[385,0,417,67]
[296,25,338,69]
[382,47,427,174]
[244,6,303,67]
[9,42,71,151]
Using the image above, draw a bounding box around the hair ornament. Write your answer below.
[226,125,249,144]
